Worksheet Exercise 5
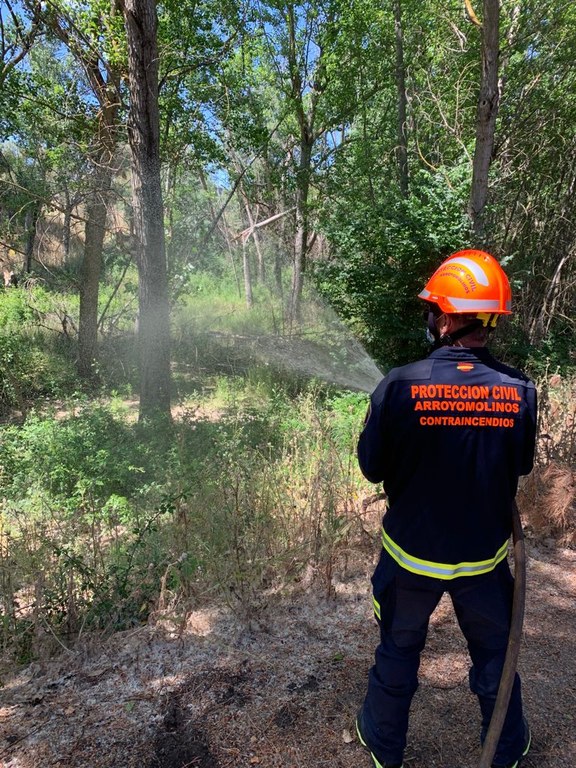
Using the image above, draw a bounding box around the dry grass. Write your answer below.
[519,463,576,545]
[518,372,576,545]
[1,541,575,768]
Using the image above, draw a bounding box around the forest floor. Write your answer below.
[0,531,575,768]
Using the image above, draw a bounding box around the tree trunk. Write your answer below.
[242,238,253,309]
[77,175,109,378]
[23,204,39,273]
[244,200,265,283]
[394,0,409,198]
[286,3,315,331]
[222,213,242,298]
[46,3,121,381]
[77,129,117,379]
[289,134,312,330]
[63,187,72,261]
[238,177,265,286]
[469,0,500,241]
[122,0,172,421]
[198,168,241,296]
[273,187,286,309]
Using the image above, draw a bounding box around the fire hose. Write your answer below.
[477,500,526,768]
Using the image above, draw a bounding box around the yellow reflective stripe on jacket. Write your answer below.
[372,595,381,620]
[381,527,509,580]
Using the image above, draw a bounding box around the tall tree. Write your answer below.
[0,143,47,272]
[491,0,576,352]
[0,0,42,87]
[120,0,171,420]
[1,1,44,268]
[1,40,89,275]
[219,0,386,326]
[40,0,123,379]
[468,0,500,240]
[393,0,409,197]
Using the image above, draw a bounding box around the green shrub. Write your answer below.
[315,166,471,368]
[0,385,374,656]
[0,286,80,412]
[0,404,176,640]
[167,388,370,611]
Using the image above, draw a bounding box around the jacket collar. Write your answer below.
[428,346,496,363]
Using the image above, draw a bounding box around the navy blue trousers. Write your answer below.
[360,551,526,766]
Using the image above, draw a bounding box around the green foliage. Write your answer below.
[165,386,369,613]
[2,407,143,504]
[2,0,576,666]
[486,312,576,378]
[0,381,372,654]
[173,272,278,335]
[315,167,471,368]
[0,403,174,636]
[165,175,232,291]
[0,330,76,415]
[0,287,79,413]
[0,287,36,329]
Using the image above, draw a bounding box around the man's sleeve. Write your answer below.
[357,380,388,483]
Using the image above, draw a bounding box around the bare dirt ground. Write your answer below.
[0,533,574,768]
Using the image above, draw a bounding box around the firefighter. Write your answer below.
[355,250,537,768]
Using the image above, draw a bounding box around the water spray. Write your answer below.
[175,282,384,394]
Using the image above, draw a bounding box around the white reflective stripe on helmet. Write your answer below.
[442,256,490,286]
[449,297,509,311]
[419,290,510,312]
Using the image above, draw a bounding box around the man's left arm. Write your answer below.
[357,381,388,484]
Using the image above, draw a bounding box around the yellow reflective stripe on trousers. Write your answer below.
[381,527,509,580]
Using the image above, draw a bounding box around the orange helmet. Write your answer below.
[418,249,512,315]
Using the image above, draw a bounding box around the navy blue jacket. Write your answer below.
[358,346,537,579]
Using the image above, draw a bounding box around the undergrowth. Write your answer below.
[0,277,574,669]
[0,384,372,665]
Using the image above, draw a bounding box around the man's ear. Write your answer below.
[437,313,451,335]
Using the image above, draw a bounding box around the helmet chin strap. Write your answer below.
[427,311,484,347]
[439,319,484,346]
[426,310,441,346]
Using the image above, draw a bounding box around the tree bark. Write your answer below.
[46,5,122,381]
[394,0,409,198]
[241,238,253,309]
[285,3,319,330]
[63,187,72,261]
[23,203,39,273]
[122,0,172,421]
[289,132,312,329]
[234,167,259,305]
[77,177,109,378]
[77,106,117,379]
[244,198,265,283]
[469,0,500,241]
